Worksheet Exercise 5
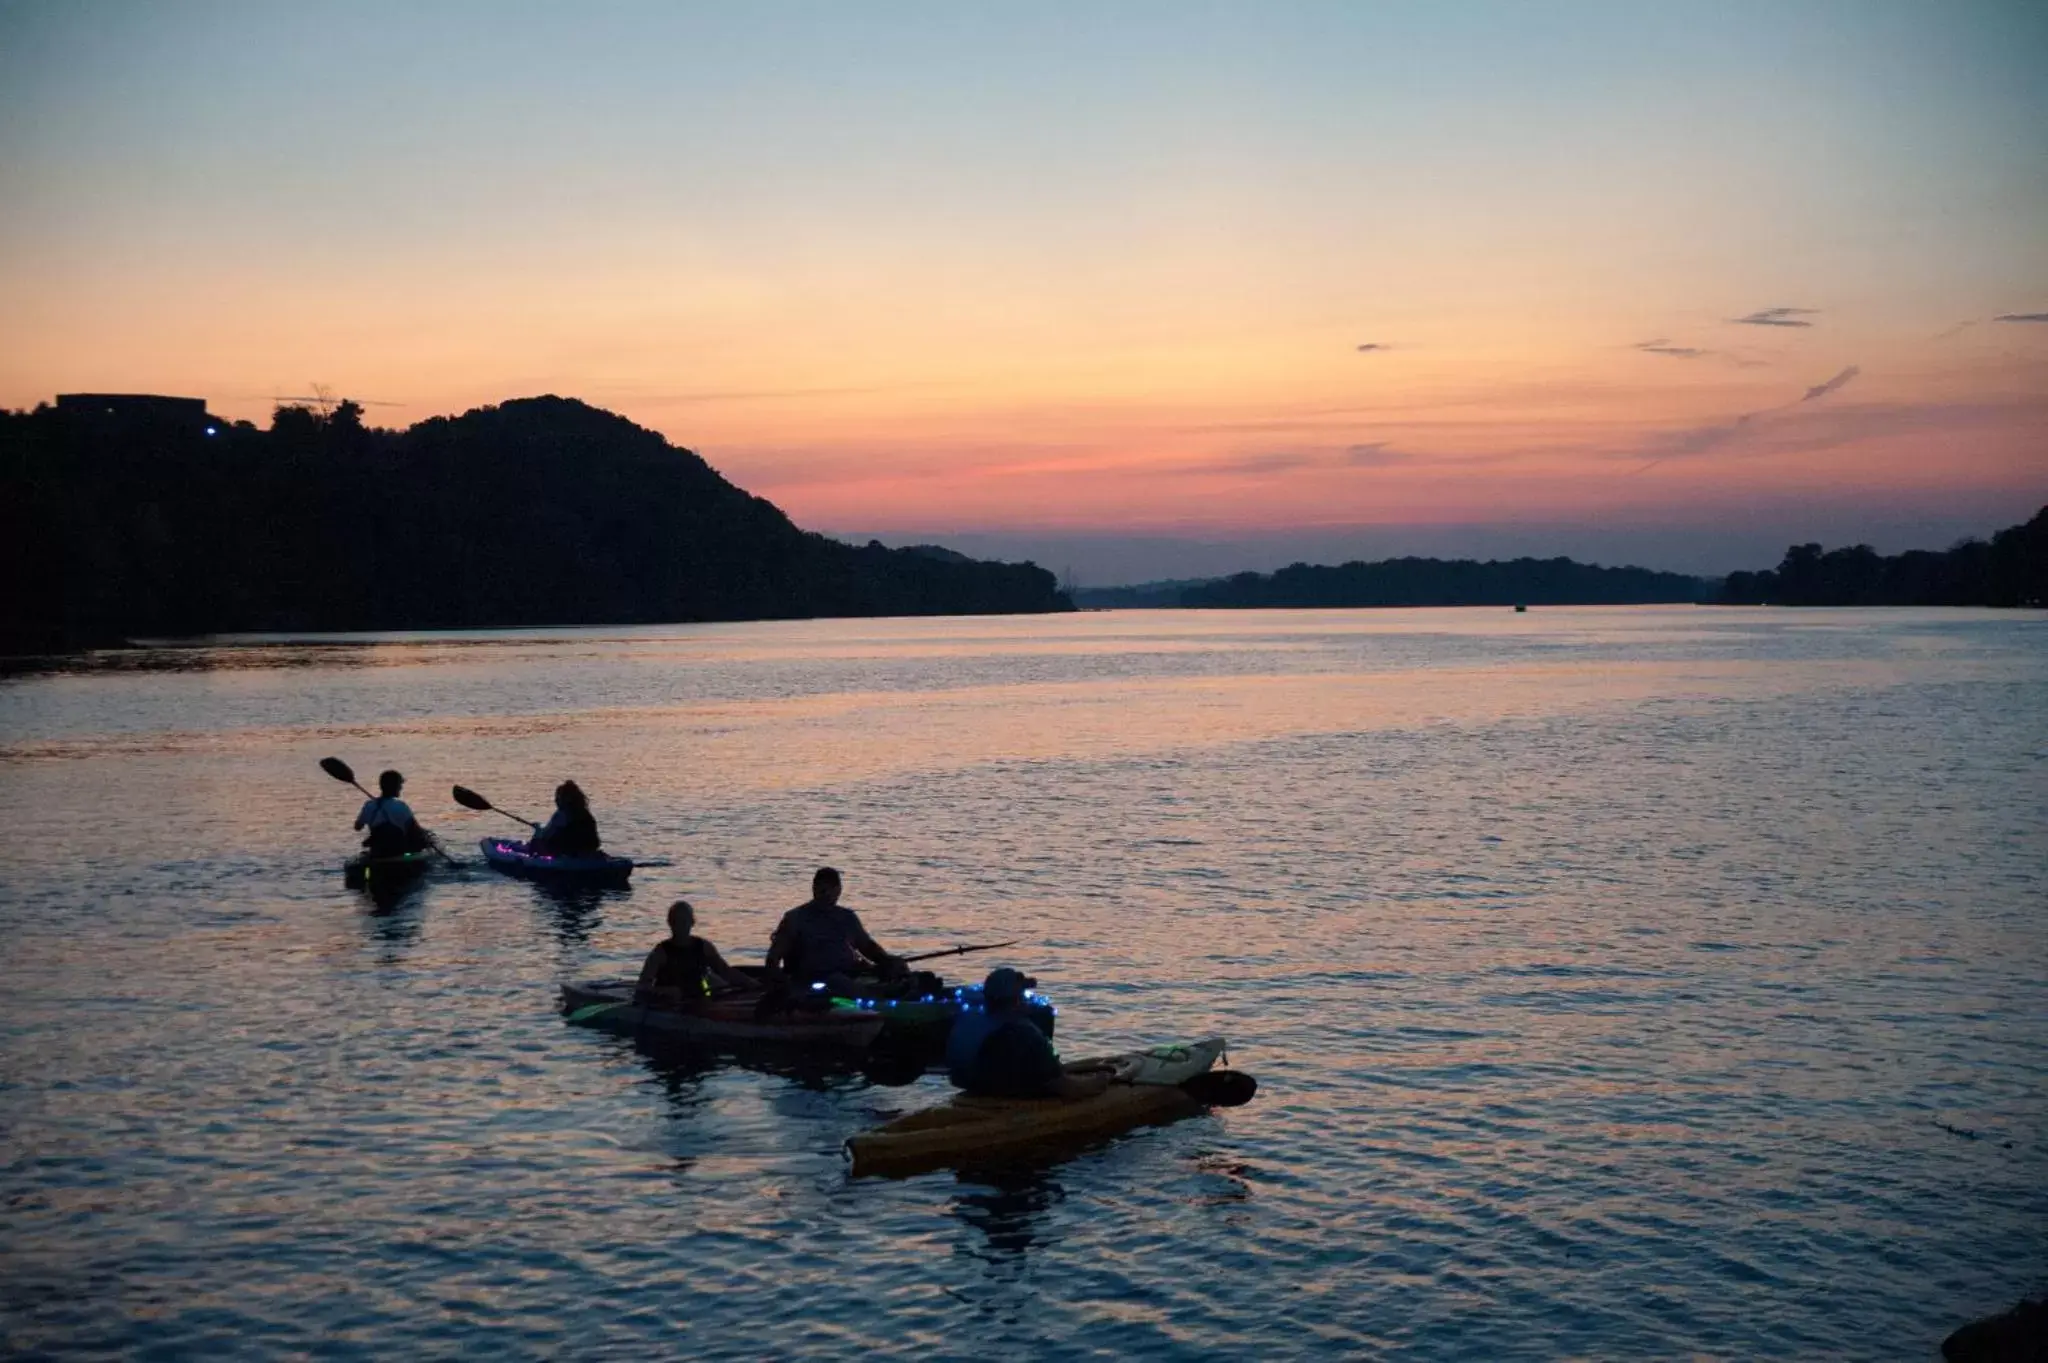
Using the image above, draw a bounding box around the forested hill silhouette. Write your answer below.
[0,395,1068,654]
[1182,557,1707,608]
[1715,506,2046,607]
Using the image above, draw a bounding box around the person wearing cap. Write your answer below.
[947,967,1111,1100]
[763,866,904,995]
[353,769,432,858]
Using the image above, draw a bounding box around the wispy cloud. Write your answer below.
[1633,362,1860,473]
[1932,319,1978,341]
[1730,306,1820,328]
[1099,443,1423,481]
[1633,396,2045,469]
[604,379,960,406]
[1342,442,1407,467]
[1197,445,1416,477]
[1633,338,1709,359]
[1636,413,1760,466]
[1354,342,1392,353]
[1208,451,1324,476]
[1995,312,2048,323]
[1800,365,1860,402]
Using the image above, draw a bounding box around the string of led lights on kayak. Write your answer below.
[813,980,1057,1015]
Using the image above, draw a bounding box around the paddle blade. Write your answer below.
[1183,1070,1258,1108]
[320,757,356,784]
[451,785,493,812]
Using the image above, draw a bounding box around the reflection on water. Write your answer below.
[0,608,2043,1359]
[523,879,628,945]
[954,1169,1067,1263]
[361,897,424,963]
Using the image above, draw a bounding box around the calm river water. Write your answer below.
[1,607,2043,1359]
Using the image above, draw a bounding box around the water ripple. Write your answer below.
[1,608,2044,1359]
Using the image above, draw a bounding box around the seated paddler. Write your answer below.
[354,769,432,857]
[948,967,1110,1100]
[763,866,905,996]
[637,900,757,1008]
[527,780,602,856]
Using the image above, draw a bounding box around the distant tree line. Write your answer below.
[1716,507,2046,606]
[0,395,1068,654]
[1069,580,1214,609]
[1181,556,1707,608]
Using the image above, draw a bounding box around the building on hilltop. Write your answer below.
[56,393,218,438]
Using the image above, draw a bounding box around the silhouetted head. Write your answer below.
[983,967,1038,1015]
[555,780,587,812]
[812,866,842,906]
[377,770,404,797]
[666,900,695,938]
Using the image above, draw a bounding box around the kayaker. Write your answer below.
[949,968,1110,1100]
[527,780,602,856]
[763,866,904,994]
[353,769,431,858]
[636,900,758,1008]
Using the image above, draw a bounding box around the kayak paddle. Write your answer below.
[899,940,1021,966]
[452,784,538,829]
[320,755,374,800]
[323,757,461,866]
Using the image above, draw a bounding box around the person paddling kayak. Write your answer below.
[636,900,759,1008]
[526,780,602,856]
[354,769,433,858]
[764,866,905,995]
[948,968,1109,1100]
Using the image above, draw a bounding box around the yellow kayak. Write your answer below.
[846,1037,1252,1178]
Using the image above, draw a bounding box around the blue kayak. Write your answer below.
[479,837,634,884]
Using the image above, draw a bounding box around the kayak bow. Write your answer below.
[845,1036,1249,1177]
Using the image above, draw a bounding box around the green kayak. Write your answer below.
[343,849,435,890]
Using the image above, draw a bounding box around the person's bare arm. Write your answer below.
[704,941,757,993]
[848,913,899,972]
[635,945,684,1006]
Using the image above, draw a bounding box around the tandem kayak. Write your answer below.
[732,967,1056,1048]
[560,979,885,1050]
[480,837,633,884]
[343,849,435,890]
[845,1037,1253,1177]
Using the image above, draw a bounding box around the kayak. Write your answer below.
[480,837,633,885]
[733,967,1056,1047]
[846,1036,1243,1177]
[342,849,435,889]
[560,979,884,1050]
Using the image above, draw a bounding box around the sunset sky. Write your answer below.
[3,1,2043,577]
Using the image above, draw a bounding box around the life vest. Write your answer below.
[651,937,711,999]
[946,1008,1004,1089]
